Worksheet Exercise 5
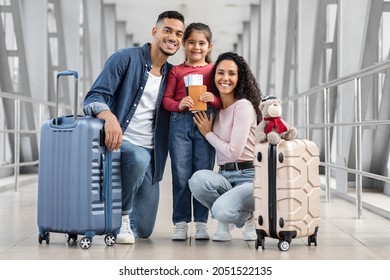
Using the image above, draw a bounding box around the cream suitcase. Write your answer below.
[253,139,321,251]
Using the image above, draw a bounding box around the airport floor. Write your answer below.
[1,166,390,261]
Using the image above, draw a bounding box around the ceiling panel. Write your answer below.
[103,0,258,63]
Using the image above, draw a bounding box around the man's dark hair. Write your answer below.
[156,10,185,25]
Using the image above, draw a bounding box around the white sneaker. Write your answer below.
[242,218,257,241]
[212,222,233,242]
[171,222,188,241]
[116,215,135,244]
[195,222,210,240]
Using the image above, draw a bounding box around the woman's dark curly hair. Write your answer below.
[211,52,262,122]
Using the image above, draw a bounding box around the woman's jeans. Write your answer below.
[120,140,159,238]
[188,168,254,228]
[169,111,215,224]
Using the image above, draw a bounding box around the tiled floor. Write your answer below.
[1,167,390,261]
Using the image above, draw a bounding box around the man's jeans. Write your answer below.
[169,111,215,224]
[120,140,159,238]
[188,169,254,228]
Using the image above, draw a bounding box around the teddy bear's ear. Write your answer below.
[259,102,265,110]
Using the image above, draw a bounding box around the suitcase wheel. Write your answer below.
[278,240,290,251]
[79,237,92,249]
[104,234,116,246]
[38,232,50,244]
[308,234,318,246]
[65,234,78,244]
[255,236,265,250]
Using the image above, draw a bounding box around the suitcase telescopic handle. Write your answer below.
[56,70,79,125]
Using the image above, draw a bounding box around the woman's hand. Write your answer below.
[193,111,213,136]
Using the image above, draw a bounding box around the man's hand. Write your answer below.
[96,110,122,151]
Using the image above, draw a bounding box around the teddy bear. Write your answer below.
[255,95,298,145]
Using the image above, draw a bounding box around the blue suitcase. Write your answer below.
[37,71,122,249]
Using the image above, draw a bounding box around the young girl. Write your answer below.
[162,22,221,241]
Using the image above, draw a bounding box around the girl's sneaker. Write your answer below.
[171,221,188,241]
[195,222,210,240]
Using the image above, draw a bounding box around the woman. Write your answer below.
[189,52,262,241]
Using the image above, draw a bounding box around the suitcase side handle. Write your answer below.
[56,70,79,125]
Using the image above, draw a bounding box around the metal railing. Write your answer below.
[284,59,390,219]
[0,90,72,191]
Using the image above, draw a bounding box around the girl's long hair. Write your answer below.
[182,22,213,63]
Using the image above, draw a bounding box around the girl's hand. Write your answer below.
[199,91,215,103]
[179,96,194,111]
[193,111,213,136]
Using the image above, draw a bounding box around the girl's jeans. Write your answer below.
[169,110,215,224]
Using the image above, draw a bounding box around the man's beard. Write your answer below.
[157,43,177,57]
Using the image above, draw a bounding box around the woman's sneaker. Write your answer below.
[212,222,234,241]
[242,218,257,241]
[195,222,210,240]
[116,215,135,244]
[171,222,188,241]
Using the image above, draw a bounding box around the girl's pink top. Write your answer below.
[162,63,221,112]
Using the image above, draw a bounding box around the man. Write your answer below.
[83,11,185,244]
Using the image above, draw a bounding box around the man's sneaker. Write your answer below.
[242,218,257,241]
[212,222,233,241]
[116,215,135,244]
[171,222,188,241]
[195,222,210,240]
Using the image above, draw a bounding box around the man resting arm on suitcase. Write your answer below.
[83,11,185,244]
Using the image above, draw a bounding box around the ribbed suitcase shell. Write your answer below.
[253,139,320,251]
[37,116,121,247]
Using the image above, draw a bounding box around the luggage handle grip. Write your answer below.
[56,70,79,125]
[56,70,78,79]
